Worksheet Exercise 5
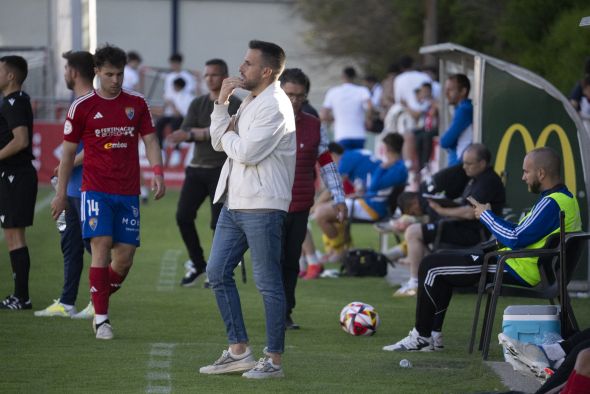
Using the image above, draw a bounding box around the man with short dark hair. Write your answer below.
[35,50,95,318]
[440,73,472,166]
[321,66,372,149]
[0,55,37,311]
[199,40,295,379]
[278,68,346,328]
[384,147,581,352]
[165,59,241,287]
[51,43,165,339]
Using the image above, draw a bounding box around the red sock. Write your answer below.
[89,267,109,315]
[108,264,126,295]
[561,370,590,394]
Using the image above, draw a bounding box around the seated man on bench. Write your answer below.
[314,133,408,262]
[394,143,505,297]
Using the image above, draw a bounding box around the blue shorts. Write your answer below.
[81,191,140,246]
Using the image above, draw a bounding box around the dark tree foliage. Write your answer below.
[294,0,590,93]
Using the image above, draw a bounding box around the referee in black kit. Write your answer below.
[0,55,37,310]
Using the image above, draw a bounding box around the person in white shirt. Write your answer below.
[394,56,432,114]
[321,67,372,150]
[163,53,197,107]
[122,51,141,91]
[157,77,194,167]
[363,75,384,133]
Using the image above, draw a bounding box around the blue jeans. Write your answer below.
[206,206,286,354]
[60,196,91,306]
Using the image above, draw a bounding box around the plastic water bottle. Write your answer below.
[51,176,67,232]
[399,359,412,368]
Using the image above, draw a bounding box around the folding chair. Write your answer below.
[469,212,590,359]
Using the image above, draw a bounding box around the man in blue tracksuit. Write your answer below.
[383,147,581,352]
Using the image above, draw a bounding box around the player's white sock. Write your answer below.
[95,314,108,325]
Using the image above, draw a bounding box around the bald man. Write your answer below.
[383,147,581,352]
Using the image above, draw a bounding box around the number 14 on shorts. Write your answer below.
[87,199,99,216]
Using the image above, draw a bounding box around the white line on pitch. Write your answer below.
[156,249,181,292]
[145,342,177,394]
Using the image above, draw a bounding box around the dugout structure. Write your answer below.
[420,42,590,291]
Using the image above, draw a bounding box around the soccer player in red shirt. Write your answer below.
[51,44,165,340]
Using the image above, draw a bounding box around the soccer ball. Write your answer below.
[339,301,380,336]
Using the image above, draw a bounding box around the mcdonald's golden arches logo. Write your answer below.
[494,123,576,194]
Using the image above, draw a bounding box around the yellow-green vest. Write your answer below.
[503,191,581,286]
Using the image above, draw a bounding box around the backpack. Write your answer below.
[341,249,393,277]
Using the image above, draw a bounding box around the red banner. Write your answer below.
[34,121,189,188]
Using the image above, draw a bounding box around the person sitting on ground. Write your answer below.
[314,133,408,263]
[383,147,581,352]
[499,327,590,394]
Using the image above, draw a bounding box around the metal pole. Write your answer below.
[171,0,179,55]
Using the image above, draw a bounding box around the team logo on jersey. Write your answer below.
[125,107,135,120]
[8,98,15,106]
[64,120,73,135]
[88,217,98,231]
[0,215,4,223]
[8,175,14,183]
[93,112,103,119]
[132,206,139,218]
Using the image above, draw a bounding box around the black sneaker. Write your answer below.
[0,295,32,310]
[1,294,15,307]
[180,268,206,287]
[285,316,300,330]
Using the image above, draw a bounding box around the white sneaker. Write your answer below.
[200,348,257,375]
[498,333,551,377]
[242,357,284,379]
[183,259,194,270]
[383,328,433,352]
[72,301,94,320]
[393,279,418,297]
[34,299,75,317]
[431,331,444,351]
[93,319,114,340]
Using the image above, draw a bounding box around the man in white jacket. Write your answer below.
[199,40,296,379]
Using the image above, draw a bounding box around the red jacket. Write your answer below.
[289,111,321,212]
